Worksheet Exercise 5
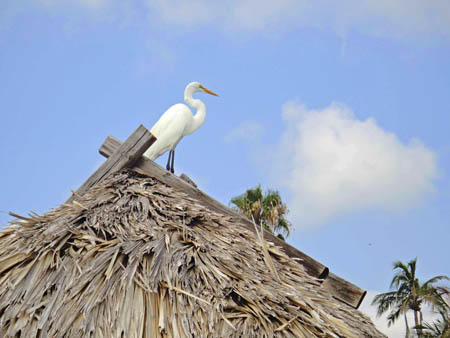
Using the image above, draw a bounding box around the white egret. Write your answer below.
[143,82,218,173]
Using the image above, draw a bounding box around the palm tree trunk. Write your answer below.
[414,310,422,337]
[404,313,410,338]
[419,310,424,337]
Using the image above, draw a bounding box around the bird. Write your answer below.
[143,82,218,174]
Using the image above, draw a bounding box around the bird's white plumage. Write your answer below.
[143,82,218,163]
[145,104,193,160]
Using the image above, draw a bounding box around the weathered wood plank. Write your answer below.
[66,125,156,203]
[179,173,198,188]
[98,135,366,309]
[98,135,121,158]
[321,272,367,309]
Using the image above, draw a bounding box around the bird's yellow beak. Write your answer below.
[200,85,219,97]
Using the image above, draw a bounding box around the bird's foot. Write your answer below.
[170,167,175,174]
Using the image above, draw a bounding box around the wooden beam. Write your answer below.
[66,125,156,203]
[321,273,367,309]
[98,135,366,309]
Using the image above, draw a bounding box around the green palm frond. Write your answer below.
[276,218,291,237]
[230,185,292,239]
[374,257,449,336]
[417,311,450,338]
[372,291,399,316]
[423,276,450,288]
[391,259,415,289]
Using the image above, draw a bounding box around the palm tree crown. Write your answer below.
[230,185,291,239]
[372,258,449,337]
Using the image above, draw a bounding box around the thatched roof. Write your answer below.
[0,169,385,337]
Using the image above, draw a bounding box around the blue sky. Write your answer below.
[1,1,449,336]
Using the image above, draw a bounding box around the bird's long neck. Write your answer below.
[184,86,206,135]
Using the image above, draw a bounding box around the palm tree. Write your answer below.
[230,185,291,239]
[419,287,450,338]
[372,258,449,337]
[420,311,450,338]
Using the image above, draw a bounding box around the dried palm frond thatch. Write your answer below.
[0,169,386,337]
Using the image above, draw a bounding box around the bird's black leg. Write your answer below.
[166,151,172,171]
[170,150,175,174]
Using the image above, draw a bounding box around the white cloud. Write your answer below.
[27,0,450,39]
[271,101,437,226]
[224,121,264,143]
[144,0,212,27]
[360,291,407,338]
[142,0,450,39]
[80,0,108,9]
[35,0,109,9]
[360,290,441,338]
[231,0,298,31]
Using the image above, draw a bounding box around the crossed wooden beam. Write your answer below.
[66,124,366,310]
[66,125,156,203]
